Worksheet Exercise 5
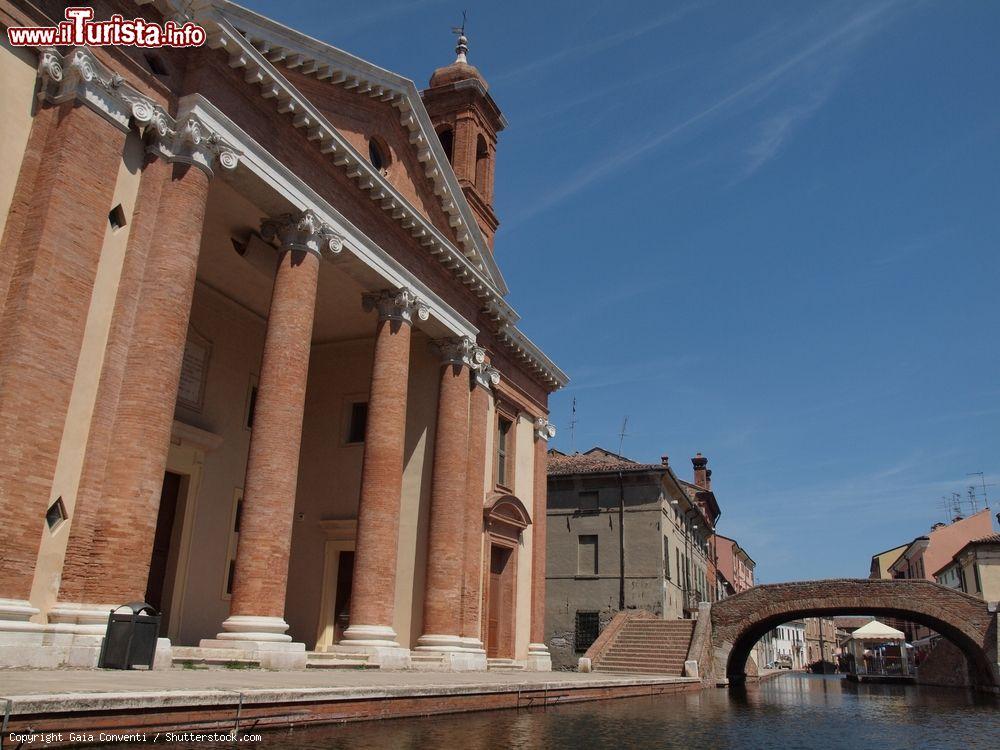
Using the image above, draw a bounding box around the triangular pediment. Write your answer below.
[200,0,507,296]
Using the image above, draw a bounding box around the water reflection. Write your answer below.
[135,674,999,750]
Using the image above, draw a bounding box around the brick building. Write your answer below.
[714,533,755,598]
[543,449,720,669]
[870,509,995,643]
[0,0,567,671]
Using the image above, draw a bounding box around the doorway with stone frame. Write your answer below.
[480,493,531,660]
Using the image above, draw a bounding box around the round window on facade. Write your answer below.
[368,137,391,175]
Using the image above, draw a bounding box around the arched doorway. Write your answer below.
[481,493,530,659]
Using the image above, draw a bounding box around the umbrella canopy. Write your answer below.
[848,619,906,642]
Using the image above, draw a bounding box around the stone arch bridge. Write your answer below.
[697,579,998,689]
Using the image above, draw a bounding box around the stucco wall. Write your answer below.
[0,40,36,241]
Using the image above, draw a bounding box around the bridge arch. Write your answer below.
[710,579,998,689]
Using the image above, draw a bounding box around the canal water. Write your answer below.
[147,674,999,749]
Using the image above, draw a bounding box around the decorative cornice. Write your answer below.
[472,362,501,391]
[261,209,344,258]
[36,46,239,176]
[362,289,429,325]
[431,336,485,369]
[533,417,556,442]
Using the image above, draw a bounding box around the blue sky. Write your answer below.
[244,1,1000,581]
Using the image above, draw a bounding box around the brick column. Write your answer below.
[528,417,555,670]
[341,290,427,657]
[46,114,238,643]
[415,339,482,660]
[0,100,126,635]
[212,211,339,654]
[459,363,498,649]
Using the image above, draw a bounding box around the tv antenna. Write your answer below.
[569,397,578,454]
[967,485,979,514]
[967,471,995,508]
[617,415,629,457]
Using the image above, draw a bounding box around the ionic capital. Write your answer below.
[472,363,501,391]
[261,210,344,258]
[533,417,556,442]
[431,337,485,369]
[362,289,430,325]
[35,47,239,176]
[147,114,240,177]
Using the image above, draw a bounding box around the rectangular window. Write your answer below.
[664,537,671,580]
[244,374,259,431]
[579,490,599,514]
[497,417,512,487]
[973,564,982,593]
[346,401,368,444]
[575,611,600,652]
[578,534,598,575]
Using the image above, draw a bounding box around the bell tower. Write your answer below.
[422,28,506,250]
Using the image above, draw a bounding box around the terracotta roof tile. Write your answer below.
[547,447,665,477]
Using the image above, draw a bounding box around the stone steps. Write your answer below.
[306,651,379,670]
[591,617,696,678]
[171,647,261,670]
[487,658,524,671]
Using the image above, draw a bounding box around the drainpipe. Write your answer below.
[618,470,625,611]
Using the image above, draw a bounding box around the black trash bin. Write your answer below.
[98,602,161,670]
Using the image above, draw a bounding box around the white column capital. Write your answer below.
[261,209,344,258]
[146,113,240,177]
[534,416,556,441]
[36,47,240,176]
[431,336,485,368]
[472,363,501,391]
[362,288,429,325]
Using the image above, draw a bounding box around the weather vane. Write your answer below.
[451,10,469,62]
[451,10,467,38]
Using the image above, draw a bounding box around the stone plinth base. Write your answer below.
[335,642,411,669]
[526,643,552,671]
[578,657,593,673]
[411,649,488,671]
[199,638,307,670]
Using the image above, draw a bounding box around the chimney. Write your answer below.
[692,453,710,490]
[661,455,670,466]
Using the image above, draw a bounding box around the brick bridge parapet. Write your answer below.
[703,579,998,690]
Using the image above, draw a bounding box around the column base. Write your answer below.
[526,642,553,671]
[412,633,487,670]
[340,623,402,648]
[205,615,305,669]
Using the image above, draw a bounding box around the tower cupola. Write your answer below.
[422,26,506,250]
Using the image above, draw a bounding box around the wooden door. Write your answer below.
[145,471,182,612]
[486,545,514,658]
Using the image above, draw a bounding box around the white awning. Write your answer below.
[849,619,906,642]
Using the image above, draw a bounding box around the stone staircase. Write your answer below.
[593,619,696,676]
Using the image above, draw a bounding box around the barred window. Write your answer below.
[575,611,600,652]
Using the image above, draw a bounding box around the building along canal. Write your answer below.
[116,673,998,750]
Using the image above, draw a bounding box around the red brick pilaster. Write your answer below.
[218,211,332,642]
[459,364,496,645]
[0,102,126,609]
[86,163,210,604]
[416,339,480,651]
[529,418,554,655]
[342,290,426,648]
[55,155,169,608]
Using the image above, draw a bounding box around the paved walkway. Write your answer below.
[1,667,684,698]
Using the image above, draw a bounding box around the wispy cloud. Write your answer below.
[491,2,709,84]
[506,1,905,228]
